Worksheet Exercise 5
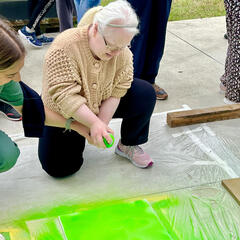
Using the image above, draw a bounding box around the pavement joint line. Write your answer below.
[167,30,224,66]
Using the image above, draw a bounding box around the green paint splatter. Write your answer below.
[60,200,176,240]
[3,193,240,240]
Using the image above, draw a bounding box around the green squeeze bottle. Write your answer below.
[103,133,115,148]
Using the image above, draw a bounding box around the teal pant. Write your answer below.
[0,131,20,173]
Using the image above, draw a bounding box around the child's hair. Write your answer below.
[0,18,25,71]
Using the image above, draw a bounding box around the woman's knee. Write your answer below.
[133,79,156,110]
[0,141,20,173]
[39,154,84,178]
[38,126,86,178]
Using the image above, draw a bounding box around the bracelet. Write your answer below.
[64,117,75,132]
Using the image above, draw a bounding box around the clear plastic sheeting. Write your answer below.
[0,111,240,239]
[152,184,240,239]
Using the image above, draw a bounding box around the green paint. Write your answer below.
[60,200,176,240]
[3,193,240,240]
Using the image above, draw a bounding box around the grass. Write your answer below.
[101,0,226,21]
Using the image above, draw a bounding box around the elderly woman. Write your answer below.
[39,0,156,178]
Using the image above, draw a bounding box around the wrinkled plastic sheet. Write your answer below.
[1,109,240,239]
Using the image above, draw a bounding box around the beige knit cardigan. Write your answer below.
[42,22,133,119]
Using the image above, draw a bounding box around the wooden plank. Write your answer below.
[167,104,240,127]
[222,178,240,205]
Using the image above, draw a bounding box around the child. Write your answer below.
[0,19,89,173]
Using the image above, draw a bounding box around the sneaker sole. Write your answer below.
[156,95,168,100]
[115,146,153,168]
[18,30,43,48]
[0,111,22,121]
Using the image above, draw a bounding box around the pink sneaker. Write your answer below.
[115,141,153,168]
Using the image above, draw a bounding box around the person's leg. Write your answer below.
[113,78,156,168]
[127,0,152,80]
[75,0,100,23]
[0,131,20,173]
[38,126,86,177]
[19,0,55,47]
[27,0,55,35]
[222,0,240,103]
[27,0,41,35]
[74,0,81,23]
[56,0,75,32]
[141,0,172,84]
[114,78,156,145]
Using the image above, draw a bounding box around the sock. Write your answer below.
[36,34,43,39]
[25,26,35,33]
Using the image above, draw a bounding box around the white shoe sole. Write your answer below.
[18,29,43,48]
[0,111,22,121]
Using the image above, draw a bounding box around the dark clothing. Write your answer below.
[27,0,55,36]
[127,0,172,84]
[56,0,76,32]
[20,81,45,138]
[38,78,156,178]
[221,0,240,102]
[0,81,44,173]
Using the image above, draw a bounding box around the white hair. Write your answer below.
[93,0,139,36]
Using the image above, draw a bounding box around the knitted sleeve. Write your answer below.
[111,50,134,98]
[46,48,87,119]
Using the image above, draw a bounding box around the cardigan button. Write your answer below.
[92,83,97,89]
[94,63,100,68]
[93,103,98,108]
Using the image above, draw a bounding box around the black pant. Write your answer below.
[27,0,55,36]
[127,0,172,84]
[38,78,156,177]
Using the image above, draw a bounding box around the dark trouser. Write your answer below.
[56,0,76,32]
[38,78,156,178]
[127,0,172,84]
[27,0,55,36]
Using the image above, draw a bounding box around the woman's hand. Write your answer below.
[89,119,114,148]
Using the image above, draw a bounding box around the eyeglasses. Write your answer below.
[99,31,131,52]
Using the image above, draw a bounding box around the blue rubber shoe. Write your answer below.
[37,35,54,45]
[18,26,42,48]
